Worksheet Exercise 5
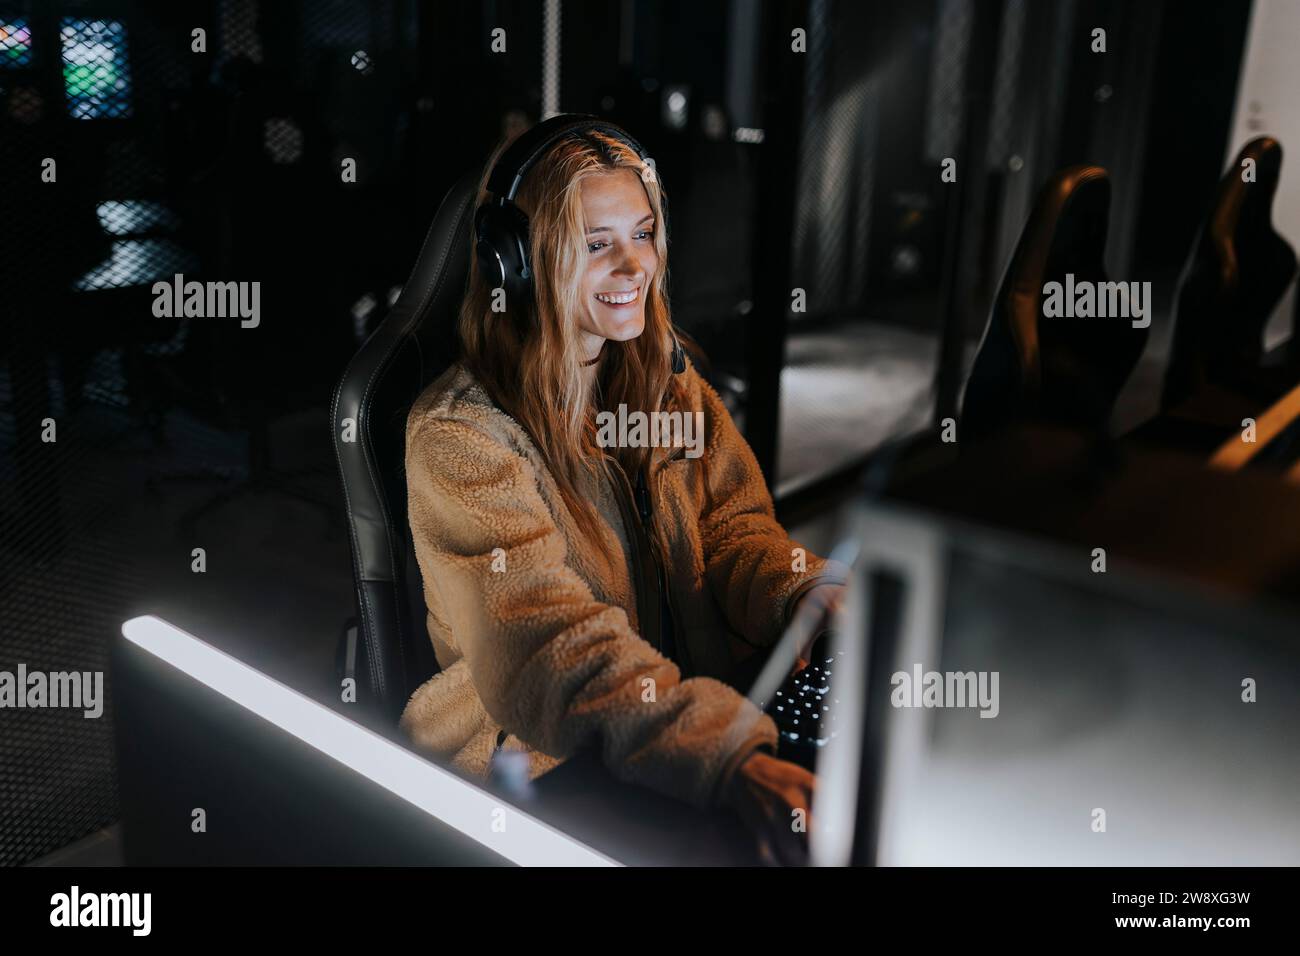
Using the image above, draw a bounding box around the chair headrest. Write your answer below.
[1001,165,1111,389]
[1163,137,1297,407]
[963,165,1145,436]
[1207,136,1286,291]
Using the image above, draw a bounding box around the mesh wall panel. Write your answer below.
[60,18,133,120]
[0,17,31,68]
[1,0,419,864]
[297,0,397,89]
[0,1,193,866]
[218,0,264,66]
[0,408,144,866]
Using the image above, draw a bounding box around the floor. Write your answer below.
[777,321,940,498]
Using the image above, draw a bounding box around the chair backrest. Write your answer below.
[1162,137,1297,408]
[331,170,479,722]
[961,165,1147,438]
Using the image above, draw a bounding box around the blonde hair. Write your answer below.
[458,125,695,548]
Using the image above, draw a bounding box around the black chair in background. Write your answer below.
[961,166,1148,440]
[1162,136,1298,412]
[331,171,476,726]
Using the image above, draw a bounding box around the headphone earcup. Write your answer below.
[475,203,533,313]
[474,116,649,327]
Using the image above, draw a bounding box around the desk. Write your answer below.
[1131,361,1300,460]
[1205,379,1300,472]
[1128,381,1268,456]
[888,423,1300,603]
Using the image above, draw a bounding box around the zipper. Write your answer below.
[657,465,692,673]
[636,460,689,674]
[605,455,663,656]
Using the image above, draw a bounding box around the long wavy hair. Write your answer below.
[458,124,697,549]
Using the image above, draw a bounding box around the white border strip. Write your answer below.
[121,614,618,867]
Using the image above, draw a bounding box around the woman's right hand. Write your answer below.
[721,750,817,866]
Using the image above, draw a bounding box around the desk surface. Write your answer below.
[1130,365,1300,458]
[889,422,1300,603]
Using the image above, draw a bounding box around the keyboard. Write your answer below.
[761,644,847,769]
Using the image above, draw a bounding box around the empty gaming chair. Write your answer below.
[961,166,1148,438]
[331,170,478,725]
[1162,137,1297,410]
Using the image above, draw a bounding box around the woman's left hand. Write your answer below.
[791,583,846,673]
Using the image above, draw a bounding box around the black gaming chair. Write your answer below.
[961,165,1148,438]
[1162,137,1297,411]
[331,170,478,725]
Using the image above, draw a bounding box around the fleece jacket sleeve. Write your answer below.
[405,410,778,809]
[692,366,848,648]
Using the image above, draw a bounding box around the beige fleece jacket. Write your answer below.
[398,354,843,809]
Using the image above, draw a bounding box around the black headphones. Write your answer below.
[473,112,686,374]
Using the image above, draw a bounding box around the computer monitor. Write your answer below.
[812,501,1300,866]
[113,615,617,866]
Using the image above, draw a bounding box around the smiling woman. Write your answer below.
[399,116,845,866]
